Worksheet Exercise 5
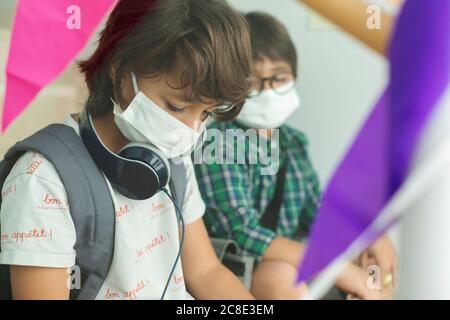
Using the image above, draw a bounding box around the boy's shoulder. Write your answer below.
[207,121,309,145]
[280,124,309,149]
[204,120,241,148]
[204,120,310,152]
[206,119,240,131]
[3,150,64,189]
[2,116,80,188]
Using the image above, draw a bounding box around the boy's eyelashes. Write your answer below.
[165,101,187,113]
[165,101,212,119]
[274,75,289,82]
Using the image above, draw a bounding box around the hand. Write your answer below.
[295,282,309,300]
[364,235,397,288]
[336,262,385,300]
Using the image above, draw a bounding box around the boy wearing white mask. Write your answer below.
[194,12,390,300]
[0,0,256,300]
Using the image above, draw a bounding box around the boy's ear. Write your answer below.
[109,60,126,102]
[109,61,119,82]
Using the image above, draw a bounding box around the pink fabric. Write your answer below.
[2,0,117,131]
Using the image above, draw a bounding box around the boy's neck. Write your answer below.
[90,111,130,154]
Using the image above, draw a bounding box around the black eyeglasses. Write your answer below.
[248,72,296,96]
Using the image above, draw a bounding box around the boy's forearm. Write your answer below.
[262,236,305,268]
[188,263,255,300]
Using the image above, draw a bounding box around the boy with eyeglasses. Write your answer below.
[194,12,395,300]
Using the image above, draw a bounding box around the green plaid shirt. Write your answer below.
[193,120,321,260]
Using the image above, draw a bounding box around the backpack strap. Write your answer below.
[167,159,187,213]
[0,124,115,300]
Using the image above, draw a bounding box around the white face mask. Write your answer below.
[113,73,207,159]
[235,81,300,129]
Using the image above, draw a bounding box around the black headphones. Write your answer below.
[79,110,170,200]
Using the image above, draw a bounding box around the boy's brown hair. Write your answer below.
[245,12,297,77]
[79,0,253,121]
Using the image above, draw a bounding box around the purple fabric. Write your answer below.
[297,0,450,283]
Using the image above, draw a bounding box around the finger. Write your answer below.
[367,247,391,281]
[336,263,370,299]
[392,256,399,288]
[360,251,370,269]
[294,282,309,300]
[378,256,393,282]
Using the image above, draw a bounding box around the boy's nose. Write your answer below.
[262,81,272,91]
[184,107,208,131]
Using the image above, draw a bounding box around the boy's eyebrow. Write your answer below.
[167,90,203,107]
[252,66,292,77]
[167,90,191,104]
[270,66,292,73]
[166,89,219,107]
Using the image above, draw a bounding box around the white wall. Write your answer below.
[228,0,388,185]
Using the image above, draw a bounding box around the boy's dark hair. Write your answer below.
[244,12,297,77]
[79,0,252,121]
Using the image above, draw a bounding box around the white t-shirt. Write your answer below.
[0,115,205,300]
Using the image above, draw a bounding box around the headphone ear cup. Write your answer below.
[118,142,170,189]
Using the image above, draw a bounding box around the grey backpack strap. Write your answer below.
[0,124,115,300]
[167,159,187,213]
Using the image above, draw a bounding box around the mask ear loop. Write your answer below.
[131,72,139,95]
[111,73,139,109]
